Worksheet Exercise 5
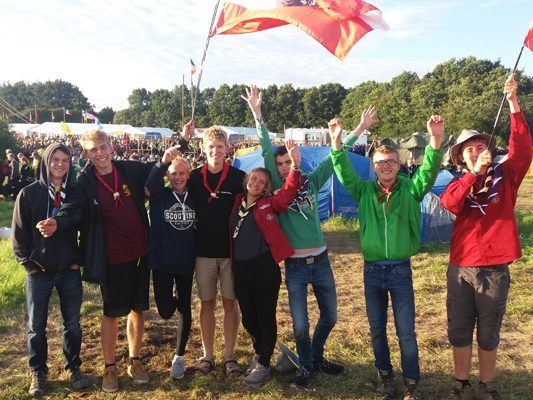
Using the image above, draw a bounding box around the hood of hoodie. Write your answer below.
[39,142,73,189]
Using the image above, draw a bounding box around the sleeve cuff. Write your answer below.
[330,147,346,157]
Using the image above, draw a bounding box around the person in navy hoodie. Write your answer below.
[145,125,195,380]
[230,139,301,387]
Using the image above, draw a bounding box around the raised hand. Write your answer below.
[504,73,518,102]
[181,119,195,141]
[162,145,182,165]
[359,105,377,131]
[427,114,444,149]
[241,85,263,117]
[284,138,301,168]
[328,118,344,150]
[473,149,492,175]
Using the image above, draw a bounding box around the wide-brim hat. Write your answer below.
[450,129,496,165]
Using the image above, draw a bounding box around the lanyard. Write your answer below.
[172,190,188,215]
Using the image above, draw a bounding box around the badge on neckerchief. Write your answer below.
[377,179,397,208]
[288,176,312,220]
[466,163,503,215]
[201,162,229,203]
[94,164,124,208]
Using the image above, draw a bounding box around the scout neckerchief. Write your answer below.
[377,179,397,208]
[48,180,66,217]
[466,163,503,215]
[201,161,229,203]
[94,164,123,208]
[233,197,256,238]
[173,189,188,216]
[288,175,311,220]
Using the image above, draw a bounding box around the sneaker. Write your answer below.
[28,371,47,398]
[127,359,149,384]
[291,365,312,389]
[442,380,473,400]
[170,354,186,380]
[246,354,260,375]
[313,358,344,375]
[479,381,501,400]
[243,363,271,387]
[70,368,90,390]
[403,379,421,400]
[377,369,395,399]
[101,365,119,393]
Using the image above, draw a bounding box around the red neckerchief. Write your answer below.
[53,190,62,210]
[94,164,124,208]
[377,179,397,208]
[201,161,229,203]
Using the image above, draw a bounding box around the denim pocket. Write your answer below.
[391,265,412,277]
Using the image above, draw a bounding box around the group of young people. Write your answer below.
[11,74,531,400]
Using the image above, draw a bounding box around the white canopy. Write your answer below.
[8,123,39,135]
[28,122,132,137]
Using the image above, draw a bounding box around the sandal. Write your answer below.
[224,359,243,378]
[194,357,215,375]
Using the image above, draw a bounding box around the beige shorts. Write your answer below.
[195,257,235,301]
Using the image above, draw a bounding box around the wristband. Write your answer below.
[254,116,264,125]
[471,168,478,175]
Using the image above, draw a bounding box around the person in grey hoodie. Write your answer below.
[12,143,89,398]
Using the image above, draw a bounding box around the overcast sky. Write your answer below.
[2,0,532,111]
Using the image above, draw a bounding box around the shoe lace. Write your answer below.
[297,366,310,379]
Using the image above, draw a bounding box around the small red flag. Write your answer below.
[525,20,533,52]
[212,0,388,60]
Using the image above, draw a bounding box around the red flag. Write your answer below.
[525,20,533,52]
[211,0,388,60]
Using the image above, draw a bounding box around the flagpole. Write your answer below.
[181,74,185,128]
[63,107,66,122]
[489,43,525,143]
[191,0,222,119]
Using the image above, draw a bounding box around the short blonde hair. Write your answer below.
[169,156,190,171]
[202,125,228,145]
[373,145,399,162]
[80,130,109,150]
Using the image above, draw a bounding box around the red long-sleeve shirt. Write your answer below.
[440,111,532,267]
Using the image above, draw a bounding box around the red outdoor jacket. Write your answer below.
[230,168,301,264]
[440,111,532,267]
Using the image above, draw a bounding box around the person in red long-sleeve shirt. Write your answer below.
[440,74,532,400]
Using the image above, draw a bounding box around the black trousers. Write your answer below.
[234,252,281,368]
[152,270,193,356]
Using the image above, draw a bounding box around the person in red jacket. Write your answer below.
[440,74,532,400]
[230,139,301,387]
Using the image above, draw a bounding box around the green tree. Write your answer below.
[0,120,18,156]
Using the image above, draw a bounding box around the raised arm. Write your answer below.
[410,115,444,201]
[270,139,302,212]
[145,145,181,198]
[242,85,282,188]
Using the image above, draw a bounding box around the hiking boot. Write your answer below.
[127,359,149,384]
[479,381,501,400]
[170,354,186,380]
[442,380,473,400]
[246,354,260,374]
[28,371,47,398]
[313,358,344,375]
[243,362,271,387]
[70,368,90,390]
[403,378,422,400]
[101,365,119,393]
[376,369,395,399]
[291,365,312,389]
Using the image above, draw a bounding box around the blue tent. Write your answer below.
[234,146,375,220]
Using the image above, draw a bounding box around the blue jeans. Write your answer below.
[363,259,420,381]
[26,268,83,373]
[285,256,337,369]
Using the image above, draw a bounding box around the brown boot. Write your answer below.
[442,380,473,400]
[127,359,149,384]
[101,365,119,393]
[479,381,501,400]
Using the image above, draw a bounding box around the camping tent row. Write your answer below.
[378,132,457,165]
[10,123,277,142]
[9,122,177,140]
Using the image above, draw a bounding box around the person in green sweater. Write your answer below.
[243,85,376,388]
[329,114,444,400]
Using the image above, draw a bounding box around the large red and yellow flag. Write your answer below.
[212,0,389,60]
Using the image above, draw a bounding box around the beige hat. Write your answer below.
[450,129,495,165]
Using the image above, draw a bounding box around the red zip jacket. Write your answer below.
[440,111,532,267]
[230,168,301,264]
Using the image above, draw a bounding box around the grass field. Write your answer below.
[0,179,531,400]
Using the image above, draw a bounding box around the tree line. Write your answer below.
[2,57,533,140]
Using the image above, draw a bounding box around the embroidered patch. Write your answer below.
[491,195,500,204]
[122,184,131,196]
[266,213,274,221]
[259,204,270,210]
